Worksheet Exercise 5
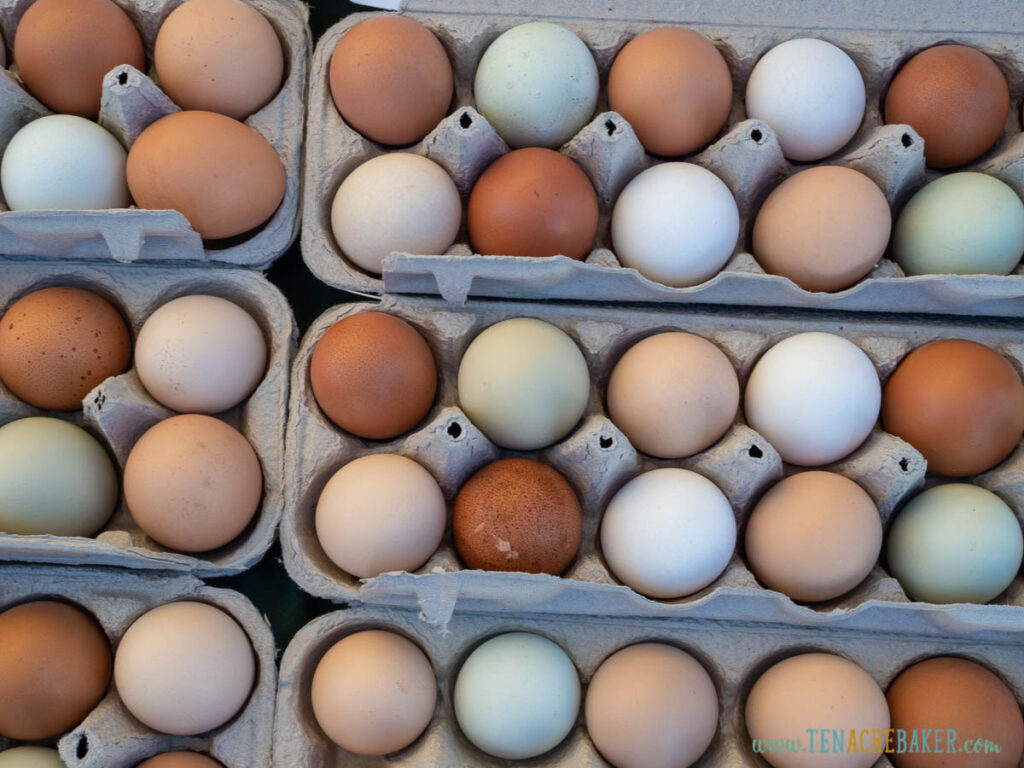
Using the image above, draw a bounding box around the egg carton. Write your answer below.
[302,0,1024,316]
[0,261,296,576]
[274,603,1024,768]
[282,295,1024,638]
[0,564,275,768]
[0,0,308,268]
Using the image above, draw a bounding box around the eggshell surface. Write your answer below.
[315,454,446,578]
[585,643,719,768]
[311,630,437,756]
[454,632,580,760]
[0,747,63,768]
[114,601,255,736]
[136,754,223,768]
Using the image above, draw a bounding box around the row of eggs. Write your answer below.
[310,629,1024,768]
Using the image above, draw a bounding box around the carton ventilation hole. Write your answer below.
[459,112,472,129]
[447,421,463,439]
[599,435,614,449]
[899,457,910,471]
[748,444,764,459]
[604,119,617,136]
[76,734,89,759]
[901,133,913,148]
[117,71,129,86]
[749,128,763,144]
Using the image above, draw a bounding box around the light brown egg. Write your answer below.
[0,286,131,410]
[126,110,285,240]
[752,166,891,292]
[607,331,739,458]
[123,414,262,552]
[137,753,223,768]
[0,600,111,740]
[745,472,882,602]
[608,27,732,157]
[330,15,452,146]
[13,0,144,117]
[882,339,1024,477]
[154,0,283,120]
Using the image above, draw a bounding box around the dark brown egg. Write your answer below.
[885,44,1009,169]
[454,458,582,575]
[137,753,224,768]
[882,339,1024,477]
[887,657,1024,768]
[0,286,131,410]
[329,16,453,146]
[0,600,111,740]
[309,312,437,440]
[468,148,598,260]
[13,0,144,117]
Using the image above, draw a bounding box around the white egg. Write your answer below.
[454,632,580,760]
[600,468,736,599]
[331,153,461,275]
[745,332,881,466]
[135,294,267,414]
[1,115,129,210]
[474,22,598,149]
[0,746,63,767]
[611,162,739,287]
[745,38,866,162]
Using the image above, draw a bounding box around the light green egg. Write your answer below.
[0,416,118,537]
[887,483,1023,604]
[893,172,1024,276]
[0,746,64,767]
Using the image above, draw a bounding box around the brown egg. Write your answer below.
[752,166,892,292]
[745,472,882,602]
[329,15,452,146]
[0,286,131,410]
[887,657,1024,768]
[453,458,582,575]
[126,110,286,240]
[13,0,144,118]
[885,44,1009,169]
[608,27,732,157]
[0,600,111,740]
[154,0,284,120]
[123,414,262,552]
[137,754,223,768]
[309,312,437,440]
[468,148,598,260]
[882,339,1024,477]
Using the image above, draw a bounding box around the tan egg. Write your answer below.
[13,0,144,117]
[752,166,891,292]
[607,331,739,458]
[154,0,284,120]
[126,110,285,240]
[0,286,130,410]
[137,754,223,768]
[745,472,882,602]
[123,414,262,552]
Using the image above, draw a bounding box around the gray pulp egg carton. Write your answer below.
[0,261,296,576]
[282,295,1024,638]
[0,0,309,268]
[273,604,1024,768]
[0,564,276,768]
[304,0,1024,316]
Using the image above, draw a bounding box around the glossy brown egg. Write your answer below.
[608,27,732,157]
[126,110,286,240]
[454,458,582,575]
[13,0,144,117]
[887,657,1024,768]
[329,15,453,146]
[0,600,112,740]
[882,339,1024,477]
[0,286,131,410]
[468,148,598,260]
[137,753,224,768]
[885,44,1009,169]
[309,312,437,440]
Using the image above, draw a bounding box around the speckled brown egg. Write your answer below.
[0,600,112,740]
[0,286,131,410]
[126,110,286,240]
[882,339,1024,477]
[309,312,437,441]
[137,753,224,768]
[887,657,1024,768]
[608,27,732,157]
[885,44,1010,169]
[329,15,453,146]
[13,0,144,117]
[453,458,582,575]
[468,148,598,260]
